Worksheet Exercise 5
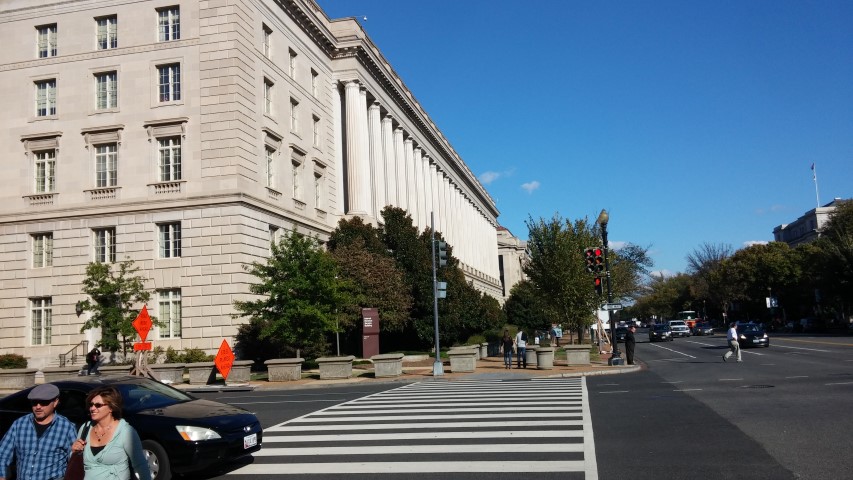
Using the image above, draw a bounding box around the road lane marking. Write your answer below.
[581,376,599,480]
[648,343,696,358]
[772,344,831,353]
[269,420,585,432]
[674,389,702,392]
[774,338,853,347]
[258,443,586,456]
[228,461,587,475]
[263,430,585,442]
[719,378,743,381]
[598,390,630,394]
[785,375,809,379]
[662,381,684,384]
[825,381,853,386]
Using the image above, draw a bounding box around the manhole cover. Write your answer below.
[739,385,775,389]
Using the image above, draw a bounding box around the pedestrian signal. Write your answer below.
[594,276,604,296]
[437,241,448,267]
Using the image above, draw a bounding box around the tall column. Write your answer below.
[424,155,434,229]
[394,127,406,210]
[356,87,373,216]
[441,174,450,242]
[381,115,396,206]
[368,102,385,216]
[344,80,369,215]
[332,83,344,215]
[413,147,426,229]
[404,138,416,221]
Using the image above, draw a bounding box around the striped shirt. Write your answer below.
[0,412,77,480]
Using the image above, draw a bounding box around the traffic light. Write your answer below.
[437,241,447,267]
[593,247,605,273]
[584,248,595,273]
[436,281,447,299]
[594,276,603,296]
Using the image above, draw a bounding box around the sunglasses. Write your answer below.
[88,402,107,409]
[30,399,54,407]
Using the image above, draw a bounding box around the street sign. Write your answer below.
[602,303,623,311]
[215,339,235,381]
[132,305,153,343]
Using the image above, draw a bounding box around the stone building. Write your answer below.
[496,227,528,302]
[772,198,846,247]
[0,0,500,368]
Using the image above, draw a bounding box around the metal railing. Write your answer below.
[59,340,89,367]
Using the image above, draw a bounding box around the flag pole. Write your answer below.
[811,163,820,209]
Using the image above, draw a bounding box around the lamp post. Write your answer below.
[597,209,622,365]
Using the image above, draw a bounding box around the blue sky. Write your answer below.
[318,0,852,276]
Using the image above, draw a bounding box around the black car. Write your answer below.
[0,375,262,480]
[737,323,770,348]
[614,327,629,343]
[649,324,673,342]
[692,322,714,336]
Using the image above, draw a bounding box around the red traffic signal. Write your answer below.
[594,276,603,296]
[593,247,605,273]
[584,248,596,272]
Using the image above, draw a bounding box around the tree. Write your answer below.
[79,259,153,355]
[232,230,349,358]
[815,199,853,313]
[686,242,733,318]
[503,280,548,332]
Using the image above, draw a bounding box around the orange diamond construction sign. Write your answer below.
[215,339,235,381]
[132,305,153,343]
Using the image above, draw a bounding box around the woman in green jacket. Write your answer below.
[70,386,152,480]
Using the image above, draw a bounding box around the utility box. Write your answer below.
[362,308,379,359]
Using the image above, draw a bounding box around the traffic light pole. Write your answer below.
[430,212,444,376]
[600,217,622,365]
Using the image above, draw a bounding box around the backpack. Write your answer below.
[521,331,528,341]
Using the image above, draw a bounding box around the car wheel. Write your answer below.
[142,439,172,480]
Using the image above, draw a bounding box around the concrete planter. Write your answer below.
[42,365,84,382]
[480,342,489,358]
[186,362,217,385]
[536,347,555,370]
[149,363,186,384]
[371,353,404,378]
[0,368,38,389]
[264,358,304,382]
[448,347,478,373]
[316,356,354,380]
[227,360,254,383]
[565,345,591,365]
[525,346,538,367]
[98,364,133,376]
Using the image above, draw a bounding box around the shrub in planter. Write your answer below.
[0,354,27,369]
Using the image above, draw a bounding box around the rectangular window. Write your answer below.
[96,16,117,49]
[288,49,297,78]
[262,25,271,58]
[290,98,299,132]
[265,147,275,188]
[95,71,118,109]
[264,79,273,115]
[314,171,323,208]
[31,297,53,345]
[34,150,56,193]
[312,115,320,147]
[95,144,118,187]
[158,137,181,182]
[158,7,180,41]
[292,160,301,199]
[37,24,57,58]
[35,79,57,117]
[32,233,53,268]
[93,227,116,263]
[158,223,181,258]
[269,225,279,253]
[158,289,182,338]
[311,69,318,97]
[158,64,181,102]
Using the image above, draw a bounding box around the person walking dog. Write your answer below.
[723,322,742,362]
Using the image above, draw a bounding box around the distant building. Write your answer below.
[496,227,528,302]
[0,0,501,368]
[773,198,847,247]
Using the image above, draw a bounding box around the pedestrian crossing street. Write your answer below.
[228,376,598,479]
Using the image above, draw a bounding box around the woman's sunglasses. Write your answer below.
[88,402,107,409]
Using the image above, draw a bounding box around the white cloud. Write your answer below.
[650,269,676,278]
[608,240,627,250]
[521,181,540,194]
[479,171,501,185]
[744,240,769,247]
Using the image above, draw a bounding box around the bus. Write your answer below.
[676,311,700,329]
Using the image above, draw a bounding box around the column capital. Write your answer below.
[404,137,413,145]
[369,101,381,111]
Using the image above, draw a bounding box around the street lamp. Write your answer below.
[75,301,84,317]
[596,209,622,365]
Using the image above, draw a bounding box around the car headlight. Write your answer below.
[175,425,222,441]
[763,333,768,338]
[740,334,746,340]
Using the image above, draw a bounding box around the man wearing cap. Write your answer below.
[0,384,77,480]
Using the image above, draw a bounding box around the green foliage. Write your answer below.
[232,230,347,357]
[78,259,155,354]
[161,346,213,363]
[146,346,165,364]
[504,280,547,332]
[465,334,486,345]
[0,354,28,369]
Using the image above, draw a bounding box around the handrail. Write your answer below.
[59,340,89,367]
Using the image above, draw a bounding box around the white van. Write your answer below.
[668,320,691,338]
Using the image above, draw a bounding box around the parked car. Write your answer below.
[0,375,263,480]
[692,322,714,336]
[668,320,691,338]
[614,327,629,343]
[649,324,673,342]
[737,323,770,348]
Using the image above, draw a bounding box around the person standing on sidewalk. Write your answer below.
[500,330,514,369]
[515,329,528,369]
[723,322,742,362]
[625,324,637,365]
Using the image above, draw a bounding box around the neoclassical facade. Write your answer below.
[0,0,500,368]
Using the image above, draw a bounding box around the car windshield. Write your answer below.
[740,325,763,333]
[114,379,194,412]
[653,325,669,331]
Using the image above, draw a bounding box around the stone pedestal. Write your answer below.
[317,356,355,379]
[565,345,591,365]
[227,360,254,383]
[98,364,133,376]
[265,358,304,381]
[536,347,555,369]
[42,366,84,382]
[187,362,217,385]
[525,346,538,367]
[0,368,38,389]
[149,363,186,384]
[448,347,477,373]
[371,353,404,378]
[480,342,489,358]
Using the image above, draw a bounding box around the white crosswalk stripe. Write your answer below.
[227,376,598,478]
